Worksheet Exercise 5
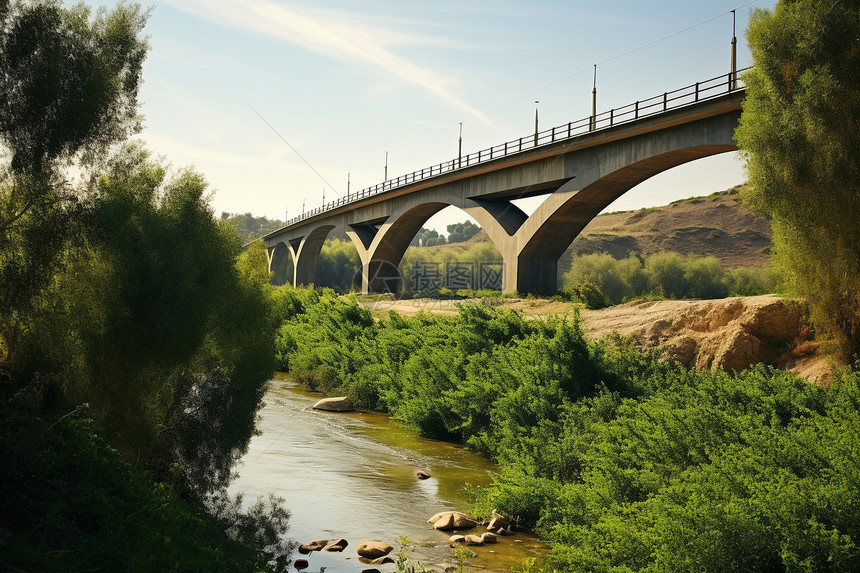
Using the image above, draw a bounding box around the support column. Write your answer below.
[516,257,558,295]
[501,253,558,295]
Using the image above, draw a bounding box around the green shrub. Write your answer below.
[563,252,776,304]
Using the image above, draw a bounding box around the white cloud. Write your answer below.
[163,0,490,124]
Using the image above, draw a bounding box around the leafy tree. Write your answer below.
[447,220,480,243]
[0,0,147,362]
[736,0,860,360]
[221,212,285,243]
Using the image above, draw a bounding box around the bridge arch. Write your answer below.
[361,197,513,293]
[511,113,740,293]
[266,241,292,286]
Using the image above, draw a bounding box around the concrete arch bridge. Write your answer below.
[263,72,745,295]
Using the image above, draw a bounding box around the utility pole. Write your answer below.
[591,64,597,131]
[534,101,539,147]
[731,10,738,90]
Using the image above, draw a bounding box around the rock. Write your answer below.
[361,569,382,573]
[428,511,477,531]
[324,538,348,551]
[367,556,395,565]
[416,470,431,479]
[301,539,328,552]
[433,512,455,530]
[464,534,484,546]
[487,516,510,531]
[356,540,393,559]
[294,558,309,570]
[312,396,354,412]
[440,564,457,573]
[449,535,466,544]
[452,513,478,530]
[481,532,499,543]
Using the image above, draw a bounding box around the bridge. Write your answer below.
[263,71,746,294]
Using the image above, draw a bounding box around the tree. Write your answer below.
[0,1,147,362]
[736,0,860,360]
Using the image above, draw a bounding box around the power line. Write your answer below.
[252,108,342,197]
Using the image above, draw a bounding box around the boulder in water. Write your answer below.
[356,540,392,558]
[312,397,354,412]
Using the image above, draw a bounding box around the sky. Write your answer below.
[86,0,777,234]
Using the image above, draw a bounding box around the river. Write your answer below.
[228,374,547,572]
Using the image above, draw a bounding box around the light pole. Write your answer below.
[347,172,350,199]
[534,101,540,147]
[730,10,738,90]
[458,122,462,168]
[591,64,597,131]
[384,151,388,184]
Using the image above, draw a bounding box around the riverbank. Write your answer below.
[276,288,859,571]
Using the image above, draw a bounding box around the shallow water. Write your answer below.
[228,374,547,572]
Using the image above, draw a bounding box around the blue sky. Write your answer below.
[87,0,776,232]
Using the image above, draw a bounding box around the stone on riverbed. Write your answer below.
[356,540,393,558]
[428,511,478,531]
[481,532,499,543]
[312,396,354,412]
[465,534,484,546]
[299,539,328,553]
[324,538,349,551]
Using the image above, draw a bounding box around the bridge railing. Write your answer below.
[276,69,748,231]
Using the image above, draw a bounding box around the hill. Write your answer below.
[561,186,771,269]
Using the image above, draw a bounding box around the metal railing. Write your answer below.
[274,69,747,232]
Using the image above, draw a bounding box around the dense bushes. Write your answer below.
[563,252,779,304]
[274,289,859,571]
[0,394,290,572]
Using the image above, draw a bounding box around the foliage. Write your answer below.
[0,0,147,174]
[0,0,148,362]
[563,251,779,304]
[0,394,292,572]
[315,237,360,291]
[400,240,502,294]
[11,144,278,499]
[410,226,447,247]
[736,0,860,360]
[274,291,860,571]
[221,211,284,243]
[446,220,480,244]
[0,3,291,566]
